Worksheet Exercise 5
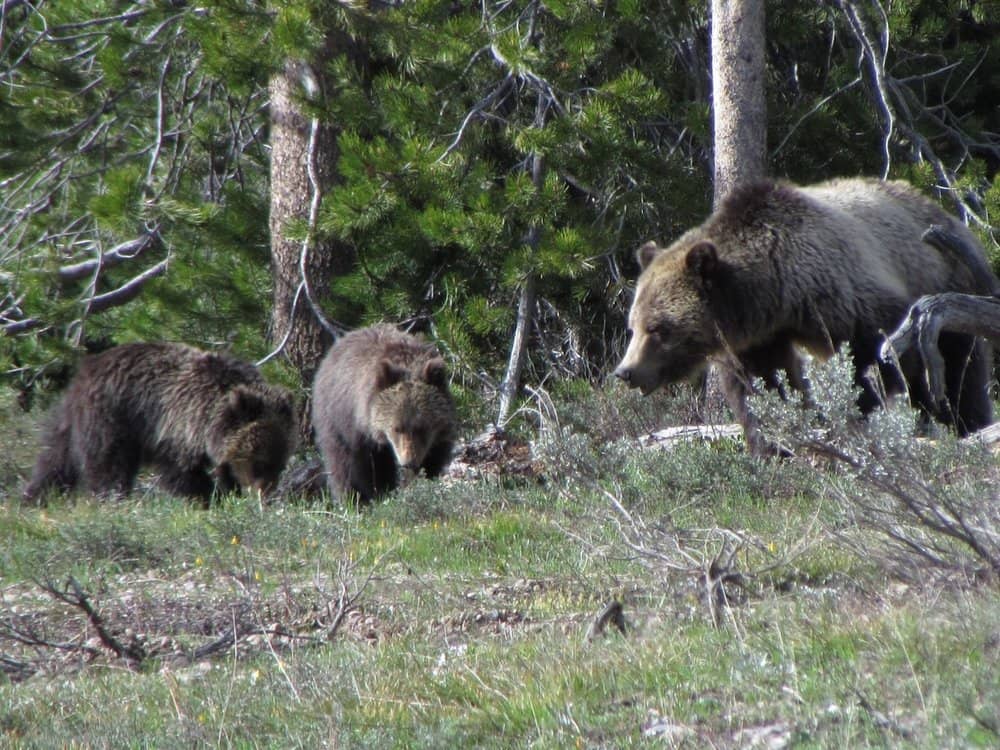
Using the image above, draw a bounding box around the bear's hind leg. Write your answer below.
[80,439,141,498]
[941,333,993,436]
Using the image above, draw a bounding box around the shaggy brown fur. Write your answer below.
[23,343,296,505]
[312,325,456,504]
[615,178,994,450]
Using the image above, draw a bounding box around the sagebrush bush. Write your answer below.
[751,351,1000,579]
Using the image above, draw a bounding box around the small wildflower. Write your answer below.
[767,541,777,553]
[231,535,240,546]
[254,570,261,582]
[195,556,203,566]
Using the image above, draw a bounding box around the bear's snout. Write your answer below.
[614,365,635,385]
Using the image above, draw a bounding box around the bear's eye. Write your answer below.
[647,323,670,339]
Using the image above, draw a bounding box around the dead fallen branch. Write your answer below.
[1,561,370,682]
[39,576,147,665]
[881,225,1000,407]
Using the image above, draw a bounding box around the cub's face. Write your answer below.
[371,380,454,484]
[216,420,295,495]
[614,240,722,394]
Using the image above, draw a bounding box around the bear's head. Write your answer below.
[615,239,725,394]
[210,385,297,495]
[370,356,455,483]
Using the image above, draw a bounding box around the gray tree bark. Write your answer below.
[268,60,354,395]
[705,0,769,451]
[710,0,767,205]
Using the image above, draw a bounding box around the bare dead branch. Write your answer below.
[1,316,44,335]
[39,577,146,665]
[191,621,268,661]
[882,293,1000,405]
[1,654,35,683]
[833,0,996,226]
[880,225,1000,405]
[75,258,167,317]
[56,232,160,283]
[837,0,894,178]
[0,617,100,657]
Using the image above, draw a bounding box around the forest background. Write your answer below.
[2,0,999,428]
[3,3,1000,746]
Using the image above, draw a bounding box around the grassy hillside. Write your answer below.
[1,373,998,748]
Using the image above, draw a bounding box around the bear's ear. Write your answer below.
[227,386,265,422]
[375,360,408,390]
[421,357,448,388]
[685,241,720,286]
[636,241,662,271]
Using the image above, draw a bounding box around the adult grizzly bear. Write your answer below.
[312,324,456,504]
[23,342,296,504]
[614,178,994,453]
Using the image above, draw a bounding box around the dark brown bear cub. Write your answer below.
[23,342,296,505]
[312,324,456,504]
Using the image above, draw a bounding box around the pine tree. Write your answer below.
[1,0,281,401]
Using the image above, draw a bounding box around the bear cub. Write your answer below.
[312,324,456,504]
[23,342,296,505]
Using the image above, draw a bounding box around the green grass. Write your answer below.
[1,388,998,748]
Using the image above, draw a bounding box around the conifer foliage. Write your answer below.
[2,0,998,416]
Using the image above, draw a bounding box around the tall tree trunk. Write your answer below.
[268,59,355,432]
[710,0,767,205]
[705,0,767,439]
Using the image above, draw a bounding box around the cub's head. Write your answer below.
[212,385,297,495]
[614,239,724,394]
[370,356,455,483]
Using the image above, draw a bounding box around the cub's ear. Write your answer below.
[637,241,662,271]
[421,357,448,388]
[685,241,720,285]
[269,388,296,422]
[375,360,408,390]
[227,386,265,422]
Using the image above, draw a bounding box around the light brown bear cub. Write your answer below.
[23,342,297,505]
[615,178,993,452]
[312,324,456,504]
